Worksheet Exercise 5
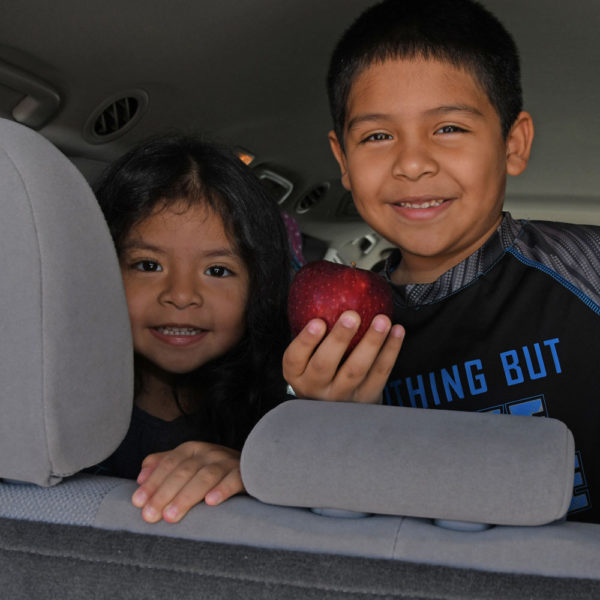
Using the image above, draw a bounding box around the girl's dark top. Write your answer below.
[94,405,219,480]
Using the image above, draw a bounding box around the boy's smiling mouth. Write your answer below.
[388,195,454,222]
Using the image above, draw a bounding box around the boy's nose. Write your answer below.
[391,139,438,181]
[159,271,203,309]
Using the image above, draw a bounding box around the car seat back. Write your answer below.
[0,118,133,486]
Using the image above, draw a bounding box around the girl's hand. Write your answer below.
[282,310,405,403]
[131,441,243,524]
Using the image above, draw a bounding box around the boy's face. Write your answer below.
[329,58,532,284]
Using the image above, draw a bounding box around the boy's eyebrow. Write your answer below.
[346,104,485,131]
[346,113,390,131]
[425,104,485,118]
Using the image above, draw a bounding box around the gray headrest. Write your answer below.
[0,118,133,486]
[241,400,575,526]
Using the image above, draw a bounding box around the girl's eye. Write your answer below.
[132,260,162,272]
[205,265,232,277]
[362,132,393,143]
[435,125,466,134]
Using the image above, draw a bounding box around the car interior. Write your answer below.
[1,1,599,598]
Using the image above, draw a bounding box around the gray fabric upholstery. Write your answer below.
[0,118,133,485]
[2,475,600,581]
[241,400,574,526]
[91,480,600,580]
[0,475,124,525]
[3,517,599,600]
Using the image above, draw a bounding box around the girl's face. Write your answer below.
[119,200,249,376]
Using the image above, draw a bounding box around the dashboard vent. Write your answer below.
[84,90,148,143]
[93,97,139,136]
[295,182,329,214]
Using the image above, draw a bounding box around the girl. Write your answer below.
[94,134,291,523]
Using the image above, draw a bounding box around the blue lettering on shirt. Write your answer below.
[384,338,560,406]
[500,338,562,386]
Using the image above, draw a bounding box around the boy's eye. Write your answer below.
[131,260,162,272]
[361,132,393,143]
[205,265,232,277]
[435,125,466,134]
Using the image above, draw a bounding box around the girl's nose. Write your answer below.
[158,270,202,309]
[392,137,438,181]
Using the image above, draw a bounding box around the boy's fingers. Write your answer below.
[282,318,328,379]
[298,311,361,385]
[325,314,394,401]
[353,324,405,402]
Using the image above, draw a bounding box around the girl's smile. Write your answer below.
[150,325,208,347]
[120,201,249,376]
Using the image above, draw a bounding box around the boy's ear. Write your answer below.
[328,131,351,190]
[506,111,534,176]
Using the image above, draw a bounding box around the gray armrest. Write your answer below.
[241,400,574,526]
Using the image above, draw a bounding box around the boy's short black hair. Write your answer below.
[327,0,522,143]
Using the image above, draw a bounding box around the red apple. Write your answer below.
[288,260,394,353]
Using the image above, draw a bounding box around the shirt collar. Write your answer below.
[383,212,523,307]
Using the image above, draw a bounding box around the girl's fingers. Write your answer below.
[136,451,166,484]
[133,462,191,522]
[132,445,196,512]
[155,458,242,523]
[132,443,242,523]
[152,460,223,523]
[176,462,244,522]
[204,466,243,506]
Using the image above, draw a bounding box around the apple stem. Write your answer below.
[351,261,356,268]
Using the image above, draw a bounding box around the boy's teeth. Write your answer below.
[156,326,203,336]
[399,199,445,208]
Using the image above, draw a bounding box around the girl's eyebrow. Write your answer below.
[121,240,164,254]
[203,247,238,259]
[121,241,239,260]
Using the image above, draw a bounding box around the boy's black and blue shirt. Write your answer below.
[383,212,600,523]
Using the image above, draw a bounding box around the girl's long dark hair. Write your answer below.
[95,134,291,449]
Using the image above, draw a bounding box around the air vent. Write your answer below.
[295,182,330,214]
[84,90,148,144]
[94,97,138,136]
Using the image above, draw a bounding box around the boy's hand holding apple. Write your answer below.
[283,260,405,403]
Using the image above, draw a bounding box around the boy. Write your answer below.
[283,0,600,523]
